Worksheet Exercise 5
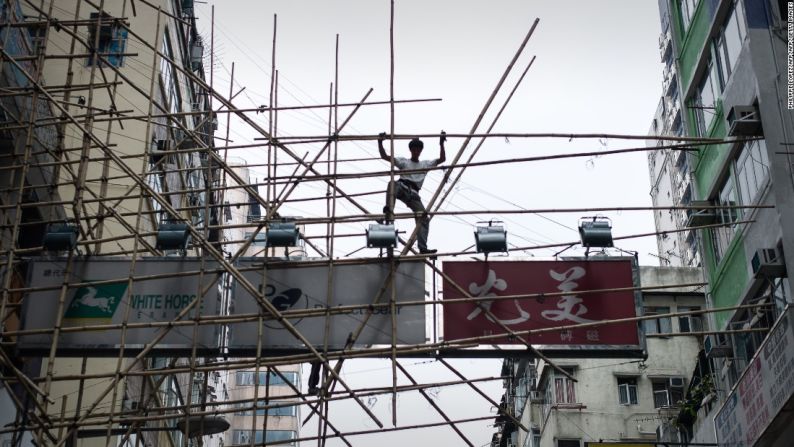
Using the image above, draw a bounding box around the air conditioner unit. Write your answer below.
[529,391,543,403]
[751,248,786,278]
[669,377,685,388]
[685,200,717,227]
[704,333,732,358]
[727,105,762,136]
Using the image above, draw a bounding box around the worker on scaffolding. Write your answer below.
[378,131,446,254]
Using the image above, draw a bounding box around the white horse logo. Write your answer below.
[73,286,115,312]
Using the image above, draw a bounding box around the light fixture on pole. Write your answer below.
[366,223,398,249]
[42,223,79,251]
[176,415,230,438]
[578,216,613,257]
[156,222,190,251]
[474,220,507,255]
[266,221,300,247]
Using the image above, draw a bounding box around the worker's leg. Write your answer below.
[384,180,397,222]
[403,191,431,252]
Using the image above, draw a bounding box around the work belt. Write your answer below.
[397,178,420,191]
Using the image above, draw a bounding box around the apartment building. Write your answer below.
[647,0,701,268]
[648,1,794,445]
[493,266,704,447]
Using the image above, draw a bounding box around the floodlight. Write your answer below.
[42,224,79,251]
[474,221,507,254]
[578,217,613,248]
[176,415,230,437]
[266,221,299,247]
[366,223,397,248]
[156,222,190,250]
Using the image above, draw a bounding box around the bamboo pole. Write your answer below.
[0,137,717,180]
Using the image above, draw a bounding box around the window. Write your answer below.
[679,0,699,32]
[244,231,267,246]
[236,371,298,387]
[233,430,296,445]
[711,1,747,88]
[160,30,182,120]
[722,1,746,72]
[678,306,703,333]
[711,175,739,263]
[553,367,577,404]
[235,401,296,417]
[652,379,684,408]
[643,307,672,334]
[531,429,541,447]
[617,377,638,405]
[514,375,529,417]
[86,12,128,67]
[693,62,718,136]
[711,139,770,264]
[735,139,770,206]
[248,189,262,222]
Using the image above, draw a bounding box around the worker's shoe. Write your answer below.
[419,248,437,255]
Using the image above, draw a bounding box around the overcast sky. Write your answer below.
[197,1,665,445]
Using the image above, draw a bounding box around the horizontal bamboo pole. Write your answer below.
[16,302,769,386]
[5,52,139,61]
[0,133,737,177]
[260,132,758,144]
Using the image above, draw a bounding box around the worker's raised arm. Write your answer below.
[438,130,447,164]
[378,132,393,163]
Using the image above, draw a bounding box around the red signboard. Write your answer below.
[442,259,640,348]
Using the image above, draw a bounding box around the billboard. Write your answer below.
[19,258,223,356]
[714,306,794,446]
[227,259,426,353]
[442,258,642,355]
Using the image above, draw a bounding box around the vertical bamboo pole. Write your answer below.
[388,0,399,427]
[35,1,83,442]
[101,1,147,444]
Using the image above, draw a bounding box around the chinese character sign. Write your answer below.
[442,260,640,346]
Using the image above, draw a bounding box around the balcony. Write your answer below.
[662,65,677,98]
[659,30,672,63]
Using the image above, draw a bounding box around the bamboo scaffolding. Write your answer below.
[0,374,506,433]
[0,2,775,445]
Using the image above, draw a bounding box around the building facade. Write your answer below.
[647,0,701,268]
[493,266,705,447]
[648,1,794,445]
[0,0,225,445]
